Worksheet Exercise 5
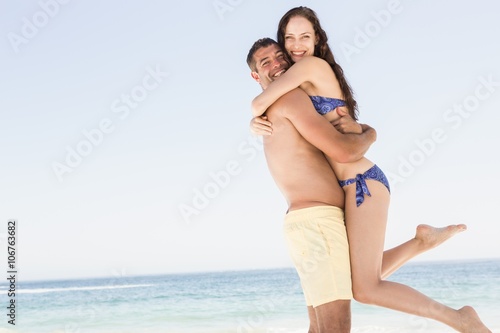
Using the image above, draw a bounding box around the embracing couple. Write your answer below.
[246,6,491,333]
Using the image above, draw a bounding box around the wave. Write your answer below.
[18,283,154,294]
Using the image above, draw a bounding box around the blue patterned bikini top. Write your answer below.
[310,96,346,115]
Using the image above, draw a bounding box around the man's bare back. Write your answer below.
[263,88,375,211]
[263,90,345,211]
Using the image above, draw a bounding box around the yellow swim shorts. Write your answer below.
[284,205,352,307]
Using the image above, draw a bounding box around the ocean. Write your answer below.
[1,259,499,333]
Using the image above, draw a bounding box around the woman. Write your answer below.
[250,6,491,333]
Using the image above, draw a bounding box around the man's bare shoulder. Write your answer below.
[267,88,310,117]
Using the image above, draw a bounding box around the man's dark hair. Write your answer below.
[246,38,280,72]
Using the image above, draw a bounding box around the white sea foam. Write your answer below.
[18,283,154,294]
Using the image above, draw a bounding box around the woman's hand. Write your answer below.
[250,116,273,136]
[331,108,362,134]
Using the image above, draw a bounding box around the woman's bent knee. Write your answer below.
[352,285,379,305]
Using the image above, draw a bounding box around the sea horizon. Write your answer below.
[8,256,500,284]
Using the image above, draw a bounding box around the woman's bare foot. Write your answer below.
[415,224,467,251]
[457,306,491,333]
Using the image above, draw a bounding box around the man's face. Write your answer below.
[251,44,290,89]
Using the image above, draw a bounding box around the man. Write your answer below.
[246,38,376,333]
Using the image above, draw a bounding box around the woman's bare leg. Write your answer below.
[381,224,467,279]
[344,180,491,333]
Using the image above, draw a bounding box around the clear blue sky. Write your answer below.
[1,0,499,281]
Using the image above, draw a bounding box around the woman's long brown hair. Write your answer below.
[278,6,359,120]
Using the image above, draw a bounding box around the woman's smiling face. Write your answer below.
[283,15,317,63]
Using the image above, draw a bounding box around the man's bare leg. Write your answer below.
[306,306,319,333]
[312,300,351,333]
[381,224,467,279]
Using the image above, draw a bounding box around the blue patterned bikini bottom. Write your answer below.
[338,164,391,207]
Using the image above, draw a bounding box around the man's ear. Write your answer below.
[250,71,260,83]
